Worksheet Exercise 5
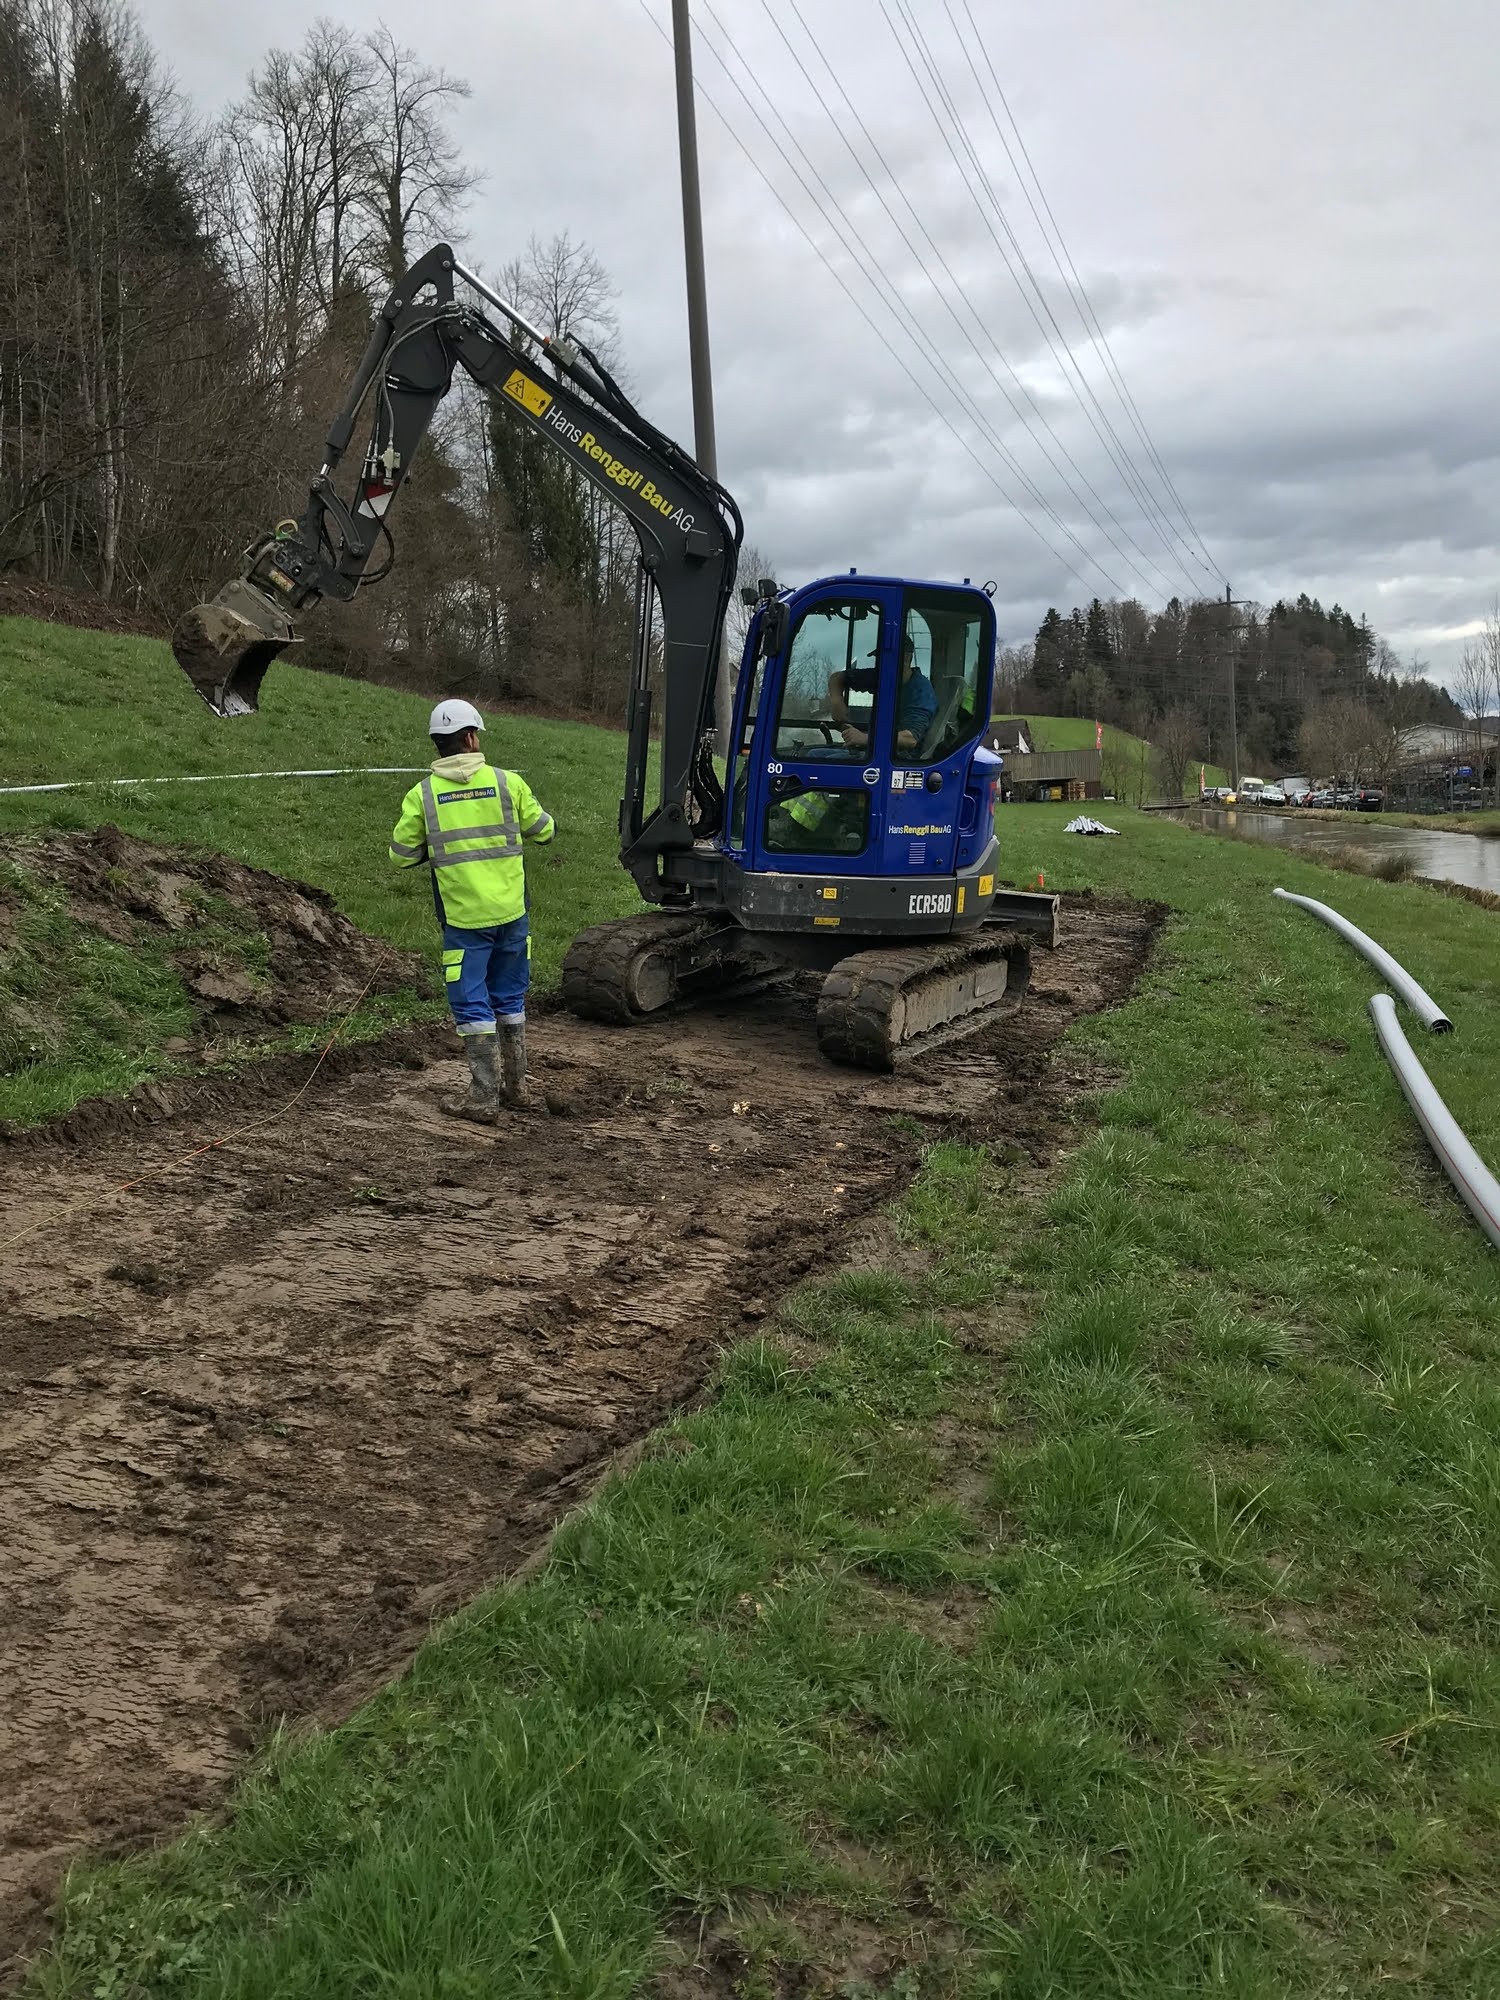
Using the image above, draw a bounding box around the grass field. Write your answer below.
[0,617,646,1121]
[22,742,1500,1993]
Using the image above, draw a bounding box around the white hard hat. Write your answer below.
[428,698,485,734]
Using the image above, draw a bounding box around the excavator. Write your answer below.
[172,245,1058,1069]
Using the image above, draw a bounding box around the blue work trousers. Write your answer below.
[441,916,530,1036]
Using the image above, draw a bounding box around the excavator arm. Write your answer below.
[173,244,742,899]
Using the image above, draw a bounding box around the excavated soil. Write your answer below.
[0,828,427,1099]
[0,896,1159,1973]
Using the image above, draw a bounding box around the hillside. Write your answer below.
[0,616,645,1121]
[1017,714,1228,792]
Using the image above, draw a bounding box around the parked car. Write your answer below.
[1332,789,1358,808]
[1355,788,1385,811]
[1258,787,1287,807]
[1306,788,1336,807]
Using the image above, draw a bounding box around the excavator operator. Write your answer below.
[828,634,939,761]
[389,699,556,1123]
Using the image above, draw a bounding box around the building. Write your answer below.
[998,747,1104,803]
[985,718,1035,758]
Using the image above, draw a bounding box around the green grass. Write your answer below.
[24,797,1500,1995]
[1017,714,1228,792]
[0,617,647,1120]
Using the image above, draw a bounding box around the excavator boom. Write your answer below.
[173,245,741,897]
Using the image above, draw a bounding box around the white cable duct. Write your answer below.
[0,767,426,797]
[1369,995,1500,1252]
[1272,887,1453,1034]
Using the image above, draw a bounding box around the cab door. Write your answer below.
[746,583,900,876]
[877,586,992,888]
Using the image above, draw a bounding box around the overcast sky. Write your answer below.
[142,0,1499,687]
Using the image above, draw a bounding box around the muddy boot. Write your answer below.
[440,1033,499,1123]
[498,1022,529,1109]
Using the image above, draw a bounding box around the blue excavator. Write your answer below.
[172,246,1058,1068]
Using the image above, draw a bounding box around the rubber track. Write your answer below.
[815,929,1031,1071]
[560,911,740,1023]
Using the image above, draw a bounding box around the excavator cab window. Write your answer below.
[774,597,882,762]
[900,592,986,765]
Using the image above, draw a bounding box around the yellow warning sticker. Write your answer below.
[957,886,966,914]
[503,368,552,419]
[813,914,841,928]
[978,873,995,898]
[821,886,838,900]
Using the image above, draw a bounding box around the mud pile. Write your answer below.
[1,824,429,1054]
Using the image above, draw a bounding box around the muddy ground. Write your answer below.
[0,897,1157,1974]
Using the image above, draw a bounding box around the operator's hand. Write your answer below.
[840,723,868,751]
[895,728,919,756]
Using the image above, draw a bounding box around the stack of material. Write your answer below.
[1063,815,1120,836]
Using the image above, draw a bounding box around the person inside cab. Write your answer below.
[828,635,938,760]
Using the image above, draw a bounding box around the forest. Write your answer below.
[1,0,1489,754]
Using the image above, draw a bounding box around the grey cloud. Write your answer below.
[133,0,1500,687]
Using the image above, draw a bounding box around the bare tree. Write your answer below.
[359,27,475,282]
[1151,707,1198,800]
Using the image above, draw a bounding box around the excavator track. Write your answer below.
[562,912,1033,1072]
[815,926,1032,1071]
[560,910,770,1024]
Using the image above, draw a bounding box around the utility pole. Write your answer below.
[671,0,717,479]
[1226,582,1239,790]
[670,0,730,750]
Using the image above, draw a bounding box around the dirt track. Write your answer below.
[0,899,1157,1971]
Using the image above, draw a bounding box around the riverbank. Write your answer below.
[26,807,1500,1997]
[1278,807,1500,837]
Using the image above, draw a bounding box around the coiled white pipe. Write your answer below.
[1369,995,1500,1250]
[1273,887,1453,1033]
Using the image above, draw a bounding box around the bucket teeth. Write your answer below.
[171,577,299,717]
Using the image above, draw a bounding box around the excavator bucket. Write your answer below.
[171,575,300,717]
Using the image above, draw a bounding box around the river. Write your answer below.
[1187,807,1500,894]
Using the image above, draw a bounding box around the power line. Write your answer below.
[692,0,1137,595]
[756,0,1178,603]
[956,0,1226,588]
[631,0,1106,593]
[881,0,1206,601]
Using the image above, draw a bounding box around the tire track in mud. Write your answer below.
[0,898,1158,1972]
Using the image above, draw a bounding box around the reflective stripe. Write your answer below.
[440,948,464,966]
[525,813,555,841]
[419,776,439,841]
[495,771,521,848]
[455,1018,497,1035]
[431,844,524,867]
[444,962,464,982]
[389,839,427,859]
[427,821,515,848]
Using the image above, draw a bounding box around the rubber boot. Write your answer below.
[498,1021,529,1109]
[440,1033,499,1123]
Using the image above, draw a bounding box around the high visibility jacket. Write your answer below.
[389,762,555,927]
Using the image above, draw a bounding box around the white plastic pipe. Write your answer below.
[1273,887,1453,1034]
[1369,994,1500,1251]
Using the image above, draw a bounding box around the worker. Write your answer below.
[828,635,938,760]
[389,698,555,1122]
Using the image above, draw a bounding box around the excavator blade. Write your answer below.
[171,576,300,717]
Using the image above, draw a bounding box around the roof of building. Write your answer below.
[985,718,1034,755]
